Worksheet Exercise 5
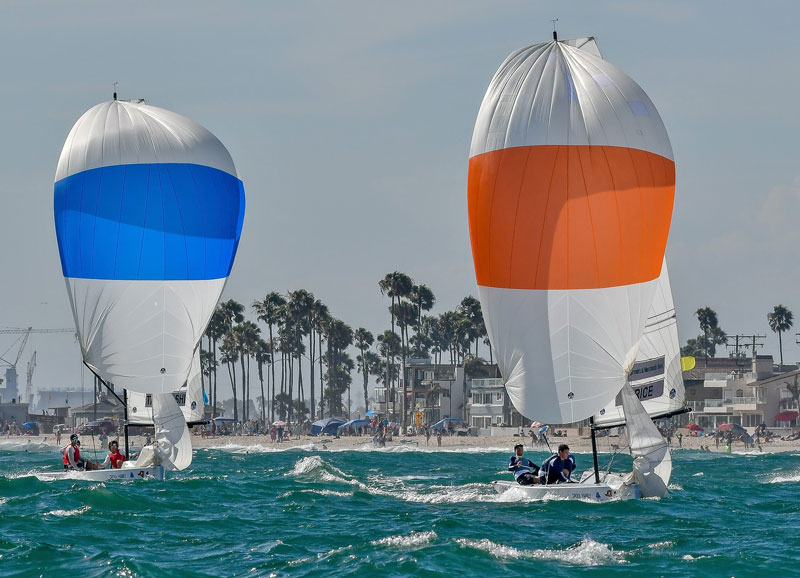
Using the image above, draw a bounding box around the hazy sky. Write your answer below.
[2,1,800,404]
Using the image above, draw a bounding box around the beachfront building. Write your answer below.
[404,359,466,426]
[684,355,799,429]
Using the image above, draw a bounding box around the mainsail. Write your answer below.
[468,36,675,423]
[128,349,206,426]
[53,99,246,394]
[619,383,672,497]
[593,259,685,427]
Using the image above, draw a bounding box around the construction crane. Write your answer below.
[0,327,74,403]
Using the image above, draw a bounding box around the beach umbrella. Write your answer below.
[272,421,287,427]
[686,424,704,431]
[539,425,549,435]
[717,423,746,433]
[531,421,544,429]
[22,422,36,428]
[430,418,464,431]
[775,410,798,422]
[365,410,378,417]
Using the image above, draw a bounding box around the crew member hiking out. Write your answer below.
[508,443,540,485]
[538,444,575,485]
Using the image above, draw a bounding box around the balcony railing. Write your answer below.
[688,401,705,411]
[732,396,766,405]
[704,399,730,408]
[470,378,504,388]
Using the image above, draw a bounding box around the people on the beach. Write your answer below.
[538,444,575,485]
[102,440,126,469]
[436,429,442,447]
[508,443,540,485]
[676,432,683,447]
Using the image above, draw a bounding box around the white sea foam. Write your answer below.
[682,554,714,561]
[44,505,90,517]
[0,440,58,453]
[692,472,704,477]
[764,470,800,484]
[0,497,7,506]
[648,540,674,549]
[370,531,437,548]
[667,483,683,491]
[457,537,626,565]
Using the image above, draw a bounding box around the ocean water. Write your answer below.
[1,439,799,577]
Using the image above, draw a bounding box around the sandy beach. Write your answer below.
[10,428,800,456]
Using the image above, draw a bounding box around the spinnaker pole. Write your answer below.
[589,417,600,484]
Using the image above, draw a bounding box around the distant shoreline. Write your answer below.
[7,431,799,455]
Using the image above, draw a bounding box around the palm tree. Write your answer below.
[286,289,314,421]
[309,298,328,421]
[219,331,240,423]
[377,330,401,419]
[768,305,794,365]
[458,296,485,356]
[253,292,287,422]
[354,328,375,414]
[205,309,228,415]
[410,284,436,326]
[254,338,270,427]
[696,307,722,360]
[379,272,414,427]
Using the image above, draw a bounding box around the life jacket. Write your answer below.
[108,450,125,469]
[62,444,80,466]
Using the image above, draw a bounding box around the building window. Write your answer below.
[495,392,503,402]
[736,389,744,398]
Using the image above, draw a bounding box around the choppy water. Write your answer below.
[1,439,799,577]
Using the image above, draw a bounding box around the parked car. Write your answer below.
[77,420,117,436]
[53,423,70,435]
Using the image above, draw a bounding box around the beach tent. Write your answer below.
[717,423,746,433]
[337,419,370,432]
[686,424,704,431]
[430,418,465,431]
[312,417,345,436]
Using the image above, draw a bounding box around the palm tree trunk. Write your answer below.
[269,325,276,421]
[318,333,324,418]
[228,361,238,423]
[309,330,315,421]
[779,330,784,365]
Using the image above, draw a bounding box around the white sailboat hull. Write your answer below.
[492,472,641,502]
[36,465,165,482]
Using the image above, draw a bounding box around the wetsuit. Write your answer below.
[538,453,576,485]
[508,455,539,485]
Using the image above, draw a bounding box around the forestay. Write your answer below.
[468,37,676,423]
[53,99,245,394]
[594,259,685,427]
[620,382,672,498]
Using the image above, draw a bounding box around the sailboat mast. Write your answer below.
[589,417,600,484]
[123,389,130,459]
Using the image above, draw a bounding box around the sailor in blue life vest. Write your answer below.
[538,443,575,485]
[508,443,540,485]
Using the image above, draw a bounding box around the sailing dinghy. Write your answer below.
[46,96,245,481]
[468,34,677,501]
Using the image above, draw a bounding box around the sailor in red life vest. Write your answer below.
[102,440,126,469]
[62,433,85,470]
